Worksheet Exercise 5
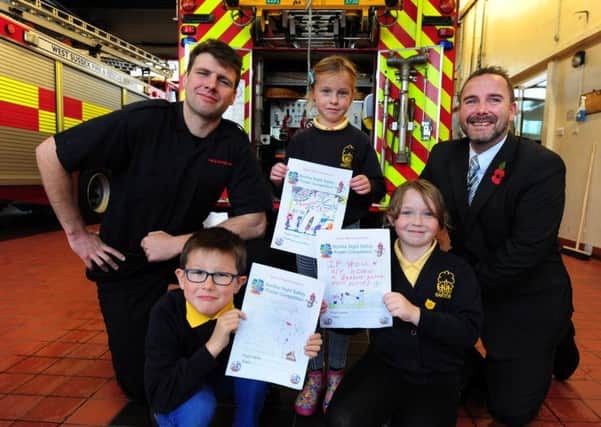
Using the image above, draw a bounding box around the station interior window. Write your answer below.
[515,79,546,143]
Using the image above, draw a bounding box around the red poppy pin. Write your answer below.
[492,161,506,185]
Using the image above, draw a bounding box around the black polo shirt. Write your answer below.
[55,100,272,278]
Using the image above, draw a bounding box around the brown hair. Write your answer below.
[180,227,247,274]
[386,179,450,231]
[186,39,243,87]
[458,65,515,104]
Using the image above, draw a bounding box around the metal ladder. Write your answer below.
[0,0,171,77]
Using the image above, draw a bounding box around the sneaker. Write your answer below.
[294,369,324,416]
[554,321,580,381]
[322,368,344,414]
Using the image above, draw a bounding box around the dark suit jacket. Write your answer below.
[421,134,572,358]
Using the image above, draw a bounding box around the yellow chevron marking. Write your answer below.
[384,163,405,188]
[380,12,416,51]
[0,76,38,108]
[197,0,220,14]
[423,0,440,16]
[38,111,56,134]
[180,55,188,75]
[381,28,405,50]
[201,14,236,42]
[441,88,451,114]
[397,12,417,40]
[439,122,450,142]
[416,30,454,83]
[410,147,426,172]
[413,92,436,120]
[415,0,423,46]
[230,28,252,49]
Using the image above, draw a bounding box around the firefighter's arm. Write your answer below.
[35,137,125,271]
[141,212,267,261]
[218,212,267,240]
[141,231,192,262]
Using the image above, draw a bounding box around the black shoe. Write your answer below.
[553,321,580,381]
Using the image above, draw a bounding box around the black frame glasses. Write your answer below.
[183,268,240,286]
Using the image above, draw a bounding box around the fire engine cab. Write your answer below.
[0,0,173,221]
[178,0,458,215]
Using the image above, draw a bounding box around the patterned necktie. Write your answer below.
[467,155,480,205]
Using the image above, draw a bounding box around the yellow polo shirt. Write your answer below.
[394,239,437,287]
[186,300,235,328]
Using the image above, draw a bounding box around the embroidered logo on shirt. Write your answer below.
[434,270,455,299]
[340,144,355,168]
[425,298,436,310]
[208,158,233,166]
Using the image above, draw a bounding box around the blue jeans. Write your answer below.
[154,377,268,427]
[297,221,358,371]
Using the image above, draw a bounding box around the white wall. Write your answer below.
[457,0,601,249]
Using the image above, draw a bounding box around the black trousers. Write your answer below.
[484,352,554,427]
[96,267,173,403]
[483,320,574,427]
[325,350,460,427]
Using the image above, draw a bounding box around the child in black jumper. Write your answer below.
[145,227,323,427]
[270,54,386,416]
[325,179,482,427]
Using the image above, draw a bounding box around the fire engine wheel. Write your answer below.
[78,170,110,224]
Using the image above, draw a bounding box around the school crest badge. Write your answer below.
[435,270,455,299]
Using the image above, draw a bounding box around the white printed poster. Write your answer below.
[271,158,352,257]
[226,263,325,390]
[317,229,392,328]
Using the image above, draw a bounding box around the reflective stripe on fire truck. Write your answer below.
[375,0,454,198]
[0,75,111,133]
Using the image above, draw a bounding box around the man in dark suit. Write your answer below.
[421,66,579,426]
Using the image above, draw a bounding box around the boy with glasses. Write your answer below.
[145,227,323,427]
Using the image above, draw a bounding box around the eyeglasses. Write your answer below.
[183,269,240,286]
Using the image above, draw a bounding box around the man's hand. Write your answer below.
[383,292,421,326]
[350,174,372,195]
[141,231,190,262]
[304,333,323,358]
[205,309,246,358]
[270,162,288,186]
[67,230,125,272]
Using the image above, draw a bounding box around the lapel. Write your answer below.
[467,134,519,227]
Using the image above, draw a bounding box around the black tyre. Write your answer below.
[78,169,110,224]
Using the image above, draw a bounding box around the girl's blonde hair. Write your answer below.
[386,179,450,231]
[306,55,358,111]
